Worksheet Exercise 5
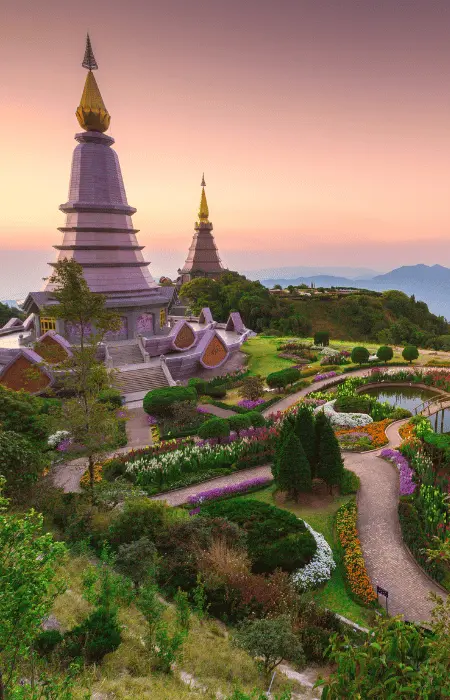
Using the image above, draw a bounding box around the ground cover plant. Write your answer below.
[335,500,377,605]
[199,498,317,574]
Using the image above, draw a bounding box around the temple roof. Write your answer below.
[181,176,224,277]
[76,35,110,133]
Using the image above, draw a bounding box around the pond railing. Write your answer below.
[414,394,450,416]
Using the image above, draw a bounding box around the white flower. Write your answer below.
[292,522,336,591]
[47,430,71,447]
[314,400,373,428]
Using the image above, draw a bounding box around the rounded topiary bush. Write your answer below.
[198,417,230,441]
[376,345,394,364]
[334,395,372,414]
[402,345,419,364]
[228,414,252,432]
[247,411,266,427]
[351,346,370,365]
[143,386,197,417]
[314,330,330,346]
[204,385,227,399]
[200,498,317,574]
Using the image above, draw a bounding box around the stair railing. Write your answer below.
[159,355,177,386]
[137,334,150,363]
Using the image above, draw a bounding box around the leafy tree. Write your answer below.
[0,302,24,327]
[276,429,312,498]
[238,375,265,401]
[0,478,67,697]
[0,431,46,499]
[317,614,450,698]
[317,418,344,492]
[293,406,315,471]
[233,616,304,675]
[43,259,122,495]
[143,386,197,417]
[116,537,158,588]
[376,345,394,364]
[402,345,419,364]
[351,346,370,366]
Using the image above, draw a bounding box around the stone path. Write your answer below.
[197,403,237,418]
[151,465,272,506]
[345,421,446,624]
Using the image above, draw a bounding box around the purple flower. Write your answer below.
[189,507,201,516]
[56,438,73,452]
[313,371,338,382]
[237,399,265,409]
[381,448,416,495]
[147,415,158,425]
[116,410,126,419]
[187,476,272,505]
[197,406,210,414]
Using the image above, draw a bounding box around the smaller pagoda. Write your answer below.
[178,175,225,284]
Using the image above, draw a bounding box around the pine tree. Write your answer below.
[293,406,315,469]
[277,429,312,500]
[313,410,328,476]
[271,415,295,480]
[318,417,344,492]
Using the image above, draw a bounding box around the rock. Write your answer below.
[41,614,62,631]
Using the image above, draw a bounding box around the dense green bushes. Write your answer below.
[266,367,301,390]
[198,417,231,440]
[314,330,330,346]
[335,395,372,414]
[143,386,197,416]
[398,496,448,584]
[200,499,316,574]
[98,388,123,408]
[351,346,370,365]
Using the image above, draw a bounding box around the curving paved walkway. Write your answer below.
[345,421,446,624]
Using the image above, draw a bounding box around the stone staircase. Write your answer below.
[107,342,143,367]
[114,365,169,395]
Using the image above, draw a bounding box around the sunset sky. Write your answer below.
[2,0,450,288]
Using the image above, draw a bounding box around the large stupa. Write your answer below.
[24,35,171,340]
[178,175,225,284]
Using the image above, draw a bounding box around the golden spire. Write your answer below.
[197,173,210,224]
[76,34,111,133]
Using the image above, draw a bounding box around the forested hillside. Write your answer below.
[180,273,450,348]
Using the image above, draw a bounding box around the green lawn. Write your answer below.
[251,486,372,627]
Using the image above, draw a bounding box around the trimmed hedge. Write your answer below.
[200,498,317,574]
[334,395,372,414]
[267,367,301,390]
[143,386,197,416]
[98,388,123,408]
[228,414,252,431]
[198,417,230,440]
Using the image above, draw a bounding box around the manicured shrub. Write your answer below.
[340,468,360,495]
[198,417,231,441]
[351,346,370,366]
[64,606,121,663]
[143,386,197,417]
[402,345,419,364]
[266,367,301,390]
[247,411,266,427]
[205,385,227,399]
[389,407,413,420]
[276,429,312,498]
[201,498,316,574]
[228,414,252,432]
[34,629,63,657]
[376,345,394,364]
[188,377,208,395]
[314,331,330,346]
[334,395,372,414]
[317,418,344,491]
[116,537,158,587]
[98,388,122,408]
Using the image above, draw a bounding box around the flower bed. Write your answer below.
[336,500,377,605]
[237,398,265,409]
[313,371,339,382]
[316,400,373,428]
[187,476,272,506]
[292,522,336,591]
[380,448,416,495]
[335,419,391,450]
[80,463,103,488]
[123,428,278,494]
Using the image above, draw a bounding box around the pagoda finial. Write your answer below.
[197,174,209,224]
[76,35,110,133]
[82,33,98,70]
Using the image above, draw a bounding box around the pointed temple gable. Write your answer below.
[35,330,73,363]
[198,330,229,369]
[179,176,224,285]
[226,312,245,333]
[0,349,53,393]
[198,308,214,325]
[171,320,197,351]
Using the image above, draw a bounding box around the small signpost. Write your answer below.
[377,585,389,614]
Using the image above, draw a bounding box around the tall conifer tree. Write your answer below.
[276,429,312,500]
[317,417,344,492]
[293,405,315,471]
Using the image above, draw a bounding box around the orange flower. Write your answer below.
[80,463,103,488]
[335,419,391,449]
[336,500,377,605]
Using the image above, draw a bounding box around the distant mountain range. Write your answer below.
[243,265,381,281]
[258,264,450,320]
